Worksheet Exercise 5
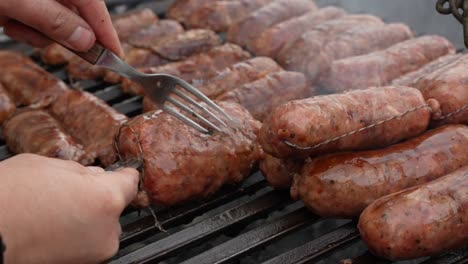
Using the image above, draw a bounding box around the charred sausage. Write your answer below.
[260,154,303,190]
[359,165,468,260]
[259,86,440,159]
[0,84,15,125]
[291,125,468,218]
[321,35,455,93]
[116,101,262,207]
[112,8,158,41]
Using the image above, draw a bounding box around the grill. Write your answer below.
[0,1,467,263]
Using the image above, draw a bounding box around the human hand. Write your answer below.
[0,154,139,264]
[0,0,123,56]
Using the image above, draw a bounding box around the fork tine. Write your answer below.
[162,105,210,134]
[172,89,228,127]
[167,97,222,132]
[175,78,233,121]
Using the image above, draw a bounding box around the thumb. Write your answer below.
[101,168,140,211]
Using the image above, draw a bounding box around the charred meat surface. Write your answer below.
[260,154,303,190]
[259,86,438,159]
[0,84,15,125]
[185,0,275,32]
[227,0,317,50]
[116,101,262,207]
[37,43,74,65]
[253,7,347,58]
[122,43,251,95]
[359,165,468,260]
[321,35,456,93]
[217,71,310,121]
[48,90,128,166]
[292,125,468,218]
[3,109,92,165]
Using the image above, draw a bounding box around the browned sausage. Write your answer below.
[167,0,217,24]
[320,35,455,93]
[358,165,468,260]
[126,19,184,49]
[66,56,107,81]
[260,154,303,190]
[113,8,159,41]
[116,101,262,207]
[38,43,74,65]
[392,54,462,86]
[122,44,251,95]
[185,0,275,32]
[0,84,15,125]
[252,7,346,58]
[142,57,282,112]
[259,86,440,159]
[410,54,468,126]
[291,124,468,218]
[217,71,310,121]
[278,23,413,82]
[3,109,92,165]
[227,0,317,50]
[48,90,128,166]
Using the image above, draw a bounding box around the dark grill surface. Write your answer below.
[0,1,467,264]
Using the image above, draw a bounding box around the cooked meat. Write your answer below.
[217,71,310,121]
[292,125,468,218]
[48,90,128,166]
[113,8,159,41]
[227,0,317,50]
[185,0,275,32]
[359,165,468,260]
[0,84,15,125]
[122,43,251,95]
[321,36,455,93]
[66,56,107,81]
[3,109,92,165]
[116,101,262,207]
[38,43,74,65]
[127,19,184,49]
[149,29,221,60]
[167,0,217,24]
[278,22,414,82]
[409,54,468,126]
[253,7,347,58]
[0,50,37,67]
[259,86,440,159]
[0,62,67,107]
[260,154,303,190]
[392,54,462,86]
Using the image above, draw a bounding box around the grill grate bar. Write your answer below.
[109,191,291,264]
[262,222,360,264]
[422,250,468,264]
[180,207,317,264]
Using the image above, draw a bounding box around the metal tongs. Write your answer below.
[436,0,468,48]
[73,42,231,134]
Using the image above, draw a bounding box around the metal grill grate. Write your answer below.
[0,1,467,263]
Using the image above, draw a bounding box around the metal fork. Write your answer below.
[73,43,231,134]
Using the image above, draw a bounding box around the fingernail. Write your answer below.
[67,26,94,51]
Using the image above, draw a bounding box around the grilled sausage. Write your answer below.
[278,23,413,82]
[321,36,455,93]
[392,54,462,86]
[3,109,92,165]
[410,54,468,126]
[48,90,128,166]
[0,62,67,107]
[142,57,283,112]
[227,0,317,50]
[292,125,468,218]
[38,43,74,65]
[0,51,34,67]
[260,154,303,190]
[217,71,310,121]
[252,7,346,58]
[259,86,440,159]
[122,44,251,95]
[359,165,468,260]
[127,19,184,49]
[185,0,275,32]
[0,84,15,125]
[167,0,217,24]
[113,8,159,41]
[116,101,262,207]
[66,56,107,81]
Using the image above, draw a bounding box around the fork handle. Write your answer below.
[73,42,106,65]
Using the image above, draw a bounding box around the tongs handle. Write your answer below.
[73,42,106,65]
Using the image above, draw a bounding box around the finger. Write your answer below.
[87,166,105,174]
[0,16,8,26]
[4,0,95,51]
[68,0,123,56]
[102,168,139,210]
[3,20,52,48]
